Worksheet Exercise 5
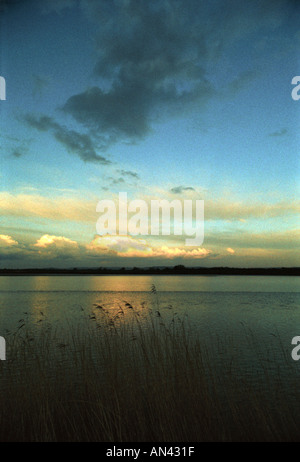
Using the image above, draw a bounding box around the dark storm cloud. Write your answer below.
[170,186,195,194]
[24,114,111,164]
[61,0,299,150]
[62,0,215,143]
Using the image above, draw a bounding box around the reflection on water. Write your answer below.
[0,276,298,351]
[0,275,299,292]
[0,276,300,410]
[0,276,299,335]
[0,275,299,405]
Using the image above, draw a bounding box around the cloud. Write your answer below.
[34,234,78,248]
[170,186,195,194]
[143,246,211,260]
[119,170,140,180]
[0,228,298,268]
[62,1,216,146]
[205,199,300,220]
[0,234,18,246]
[87,235,148,253]
[226,247,235,254]
[205,229,300,251]
[11,149,23,158]
[1,233,211,264]
[58,0,299,151]
[9,0,297,163]
[0,234,26,258]
[108,177,125,185]
[269,128,288,137]
[1,192,299,225]
[0,192,97,223]
[24,114,111,164]
[0,135,32,158]
[0,233,81,263]
[87,235,211,259]
[34,234,79,258]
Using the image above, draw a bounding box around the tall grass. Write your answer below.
[0,294,299,442]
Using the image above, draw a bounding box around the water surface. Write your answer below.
[0,275,299,389]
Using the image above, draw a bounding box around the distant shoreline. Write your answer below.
[0,267,299,276]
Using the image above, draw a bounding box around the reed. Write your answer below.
[0,297,299,442]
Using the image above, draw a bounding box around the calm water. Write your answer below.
[0,274,299,292]
[0,275,299,335]
[0,275,299,386]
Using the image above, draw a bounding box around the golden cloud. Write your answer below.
[0,192,96,222]
[0,192,299,226]
[0,234,18,246]
[87,235,211,259]
[226,247,235,254]
[33,234,79,258]
[35,234,78,248]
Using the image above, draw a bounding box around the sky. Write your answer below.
[0,0,299,268]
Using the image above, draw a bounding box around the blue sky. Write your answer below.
[0,0,299,267]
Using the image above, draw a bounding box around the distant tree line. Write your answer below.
[0,266,299,276]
